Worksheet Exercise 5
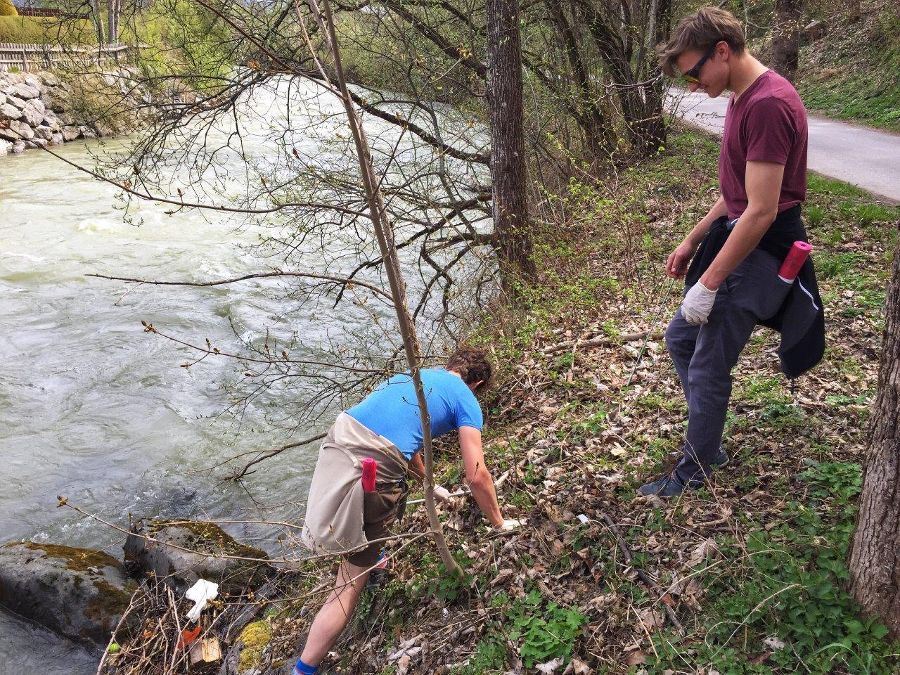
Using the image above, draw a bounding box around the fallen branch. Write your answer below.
[543,330,662,355]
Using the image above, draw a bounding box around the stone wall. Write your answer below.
[0,69,144,156]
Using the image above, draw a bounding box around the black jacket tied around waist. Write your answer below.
[684,205,825,378]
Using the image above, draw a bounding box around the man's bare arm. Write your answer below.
[700,161,785,290]
[408,452,425,481]
[459,426,504,527]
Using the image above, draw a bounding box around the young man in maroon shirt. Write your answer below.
[640,7,823,496]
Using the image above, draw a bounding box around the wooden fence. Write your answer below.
[0,43,129,72]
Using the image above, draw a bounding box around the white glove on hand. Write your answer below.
[680,281,718,325]
[433,485,451,502]
[498,518,525,531]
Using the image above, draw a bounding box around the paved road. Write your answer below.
[667,89,900,203]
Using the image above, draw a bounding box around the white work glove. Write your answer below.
[680,281,718,325]
[434,485,451,502]
[498,518,525,531]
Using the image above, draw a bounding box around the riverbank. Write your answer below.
[0,68,146,155]
[88,126,900,673]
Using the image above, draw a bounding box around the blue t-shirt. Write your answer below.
[346,368,483,459]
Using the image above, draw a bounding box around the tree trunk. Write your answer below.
[89,0,105,45]
[107,0,120,44]
[849,230,900,639]
[771,0,802,82]
[545,1,612,156]
[486,0,535,284]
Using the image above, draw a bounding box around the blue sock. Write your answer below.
[293,658,317,675]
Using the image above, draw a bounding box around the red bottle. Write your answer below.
[361,458,377,492]
[779,241,812,282]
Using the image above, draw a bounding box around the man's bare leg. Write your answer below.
[299,560,371,667]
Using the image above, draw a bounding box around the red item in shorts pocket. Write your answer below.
[361,458,378,492]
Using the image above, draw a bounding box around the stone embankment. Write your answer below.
[0,69,143,156]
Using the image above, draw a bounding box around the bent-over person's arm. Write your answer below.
[459,426,504,527]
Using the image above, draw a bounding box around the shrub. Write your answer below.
[0,0,17,18]
[0,16,96,44]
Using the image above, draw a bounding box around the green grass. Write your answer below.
[0,16,96,44]
[648,462,900,673]
[796,7,900,131]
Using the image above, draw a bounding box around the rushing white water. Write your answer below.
[0,139,322,673]
[0,76,489,672]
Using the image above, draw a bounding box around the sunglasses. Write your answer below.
[680,43,717,84]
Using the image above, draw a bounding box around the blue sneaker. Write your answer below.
[292,658,318,675]
[711,447,729,468]
[637,472,696,497]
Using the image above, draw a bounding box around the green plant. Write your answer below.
[0,0,17,17]
[507,590,586,667]
[817,251,867,281]
[759,401,806,430]
[452,633,508,674]
[412,552,474,603]
[650,461,899,673]
[805,203,825,227]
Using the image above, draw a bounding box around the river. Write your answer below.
[0,78,484,673]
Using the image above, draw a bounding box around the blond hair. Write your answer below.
[657,7,746,77]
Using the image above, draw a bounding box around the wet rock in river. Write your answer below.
[0,542,138,647]
[125,519,273,596]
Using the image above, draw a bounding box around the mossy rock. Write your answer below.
[124,519,272,596]
[0,541,137,646]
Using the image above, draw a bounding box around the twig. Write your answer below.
[543,330,661,355]
[58,498,433,565]
[632,604,660,660]
[710,583,801,656]
[229,432,327,480]
[95,586,144,675]
[87,271,393,301]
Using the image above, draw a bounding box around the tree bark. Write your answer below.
[849,228,900,639]
[107,0,120,44]
[486,0,535,284]
[89,0,105,45]
[544,0,612,156]
[575,0,666,153]
[771,0,802,82]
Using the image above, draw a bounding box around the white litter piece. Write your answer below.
[185,579,219,622]
[763,636,787,651]
[576,514,590,525]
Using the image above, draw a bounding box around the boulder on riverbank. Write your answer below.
[0,542,137,647]
[125,519,274,596]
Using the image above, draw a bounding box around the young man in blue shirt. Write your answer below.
[294,347,520,674]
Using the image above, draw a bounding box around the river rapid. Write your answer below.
[0,77,473,673]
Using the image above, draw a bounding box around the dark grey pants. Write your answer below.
[665,249,792,484]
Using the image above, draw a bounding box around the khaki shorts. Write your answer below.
[347,482,408,567]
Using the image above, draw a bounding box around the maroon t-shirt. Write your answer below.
[719,70,808,219]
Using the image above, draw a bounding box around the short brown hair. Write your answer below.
[446,346,492,389]
[657,7,746,77]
